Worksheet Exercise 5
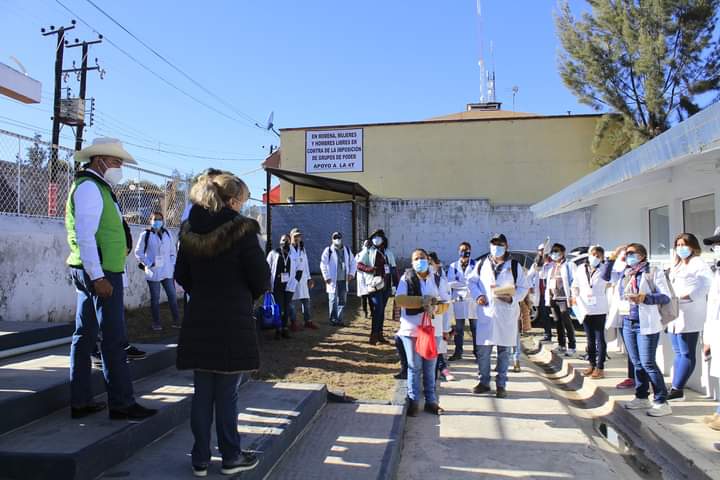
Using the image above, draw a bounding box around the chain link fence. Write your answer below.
[0,128,189,227]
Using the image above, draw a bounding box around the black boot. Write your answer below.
[407,400,420,417]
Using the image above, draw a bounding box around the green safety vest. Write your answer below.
[65,174,127,273]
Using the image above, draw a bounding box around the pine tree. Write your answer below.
[557,0,720,165]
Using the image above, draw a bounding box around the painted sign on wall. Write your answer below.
[305,128,363,173]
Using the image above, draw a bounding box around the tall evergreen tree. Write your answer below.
[557,0,720,164]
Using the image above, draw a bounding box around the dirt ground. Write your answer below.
[125,293,400,401]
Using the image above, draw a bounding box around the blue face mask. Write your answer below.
[550,252,562,262]
[676,246,692,259]
[490,245,506,258]
[413,259,429,273]
[626,254,640,267]
[152,220,163,230]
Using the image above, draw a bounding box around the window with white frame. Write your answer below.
[649,206,670,257]
[683,194,716,241]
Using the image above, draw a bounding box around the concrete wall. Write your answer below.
[279,114,605,204]
[0,215,178,323]
[369,198,594,267]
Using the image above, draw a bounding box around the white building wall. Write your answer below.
[369,199,594,266]
[585,160,720,395]
[0,215,178,323]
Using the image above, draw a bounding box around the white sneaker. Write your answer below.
[647,402,672,417]
[624,398,652,410]
[564,348,576,357]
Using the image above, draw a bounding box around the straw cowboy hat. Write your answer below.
[74,137,137,165]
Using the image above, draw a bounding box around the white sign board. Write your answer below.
[305,128,363,173]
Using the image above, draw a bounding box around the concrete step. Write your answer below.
[267,403,405,480]
[0,342,176,435]
[0,321,74,352]
[0,367,195,480]
[98,381,327,480]
[524,337,720,480]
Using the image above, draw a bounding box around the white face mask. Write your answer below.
[613,260,627,272]
[103,167,123,185]
[333,238,342,247]
[372,237,383,247]
[589,256,602,268]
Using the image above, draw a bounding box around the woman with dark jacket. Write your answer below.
[175,172,270,477]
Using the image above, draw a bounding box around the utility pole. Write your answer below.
[66,36,103,154]
[42,21,75,186]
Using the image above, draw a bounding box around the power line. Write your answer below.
[53,0,263,130]
[82,0,263,127]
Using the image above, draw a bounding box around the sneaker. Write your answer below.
[624,398,652,410]
[473,383,491,395]
[192,465,208,477]
[496,387,507,398]
[221,452,259,475]
[71,400,107,419]
[441,368,455,381]
[124,345,147,360]
[448,353,463,361]
[151,324,163,332]
[512,361,521,373]
[553,346,567,354]
[667,388,685,402]
[616,378,635,389]
[647,402,672,417]
[564,348,576,357]
[424,402,443,415]
[582,367,595,377]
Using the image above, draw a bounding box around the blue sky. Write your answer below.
[1,0,594,198]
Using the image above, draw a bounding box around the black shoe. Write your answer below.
[221,452,259,475]
[667,388,685,402]
[393,371,407,380]
[407,400,420,417]
[448,353,462,361]
[71,400,107,419]
[109,402,158,420]
[192,464,208,477]
[124,345,147,360]
[281,328,290,339]
[274,330,282,340]
[496,387,507,398]
[473,383,491,395]
[424,402,443,415]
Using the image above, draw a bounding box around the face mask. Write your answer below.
[589,256,602,268]
[550,252,562,262]
[612,260,626,272]
[103,167,123,185]
[626,254,640,267]
[281,241,290,250]
[333,238,342,247]
[460,251,471,258]
[372,237,383,247]
[152,220,163,230]
[713,245,720,258]
[413,259,429,273]
[490,245,506,258]
[676,246,692,259]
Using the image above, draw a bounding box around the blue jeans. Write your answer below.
[370,289,390,336]
[328,280,347,324]
[512,333,522,363]
[147,278,180,327]
[191,371,243,467]
[669,331,700,390]
[453,318,477,356]
[294,298,311,323]
[583,314,607,370]
[622,318,668,403]
[477,345,511,388]
[69,269,134,409]
[400,335,438,403]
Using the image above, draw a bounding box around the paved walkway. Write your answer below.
[397,351,642,480]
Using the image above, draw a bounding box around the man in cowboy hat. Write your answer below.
[65,138,157,420]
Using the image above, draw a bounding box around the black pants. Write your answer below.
[551,300,576,349]
[583,314,607,369]
[395,334,408,374]
[273,285,294,330]
[537,305,552,340]
[361,295,369,317]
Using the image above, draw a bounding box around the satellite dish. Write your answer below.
[256,111,279,137]
[9,56,28,75]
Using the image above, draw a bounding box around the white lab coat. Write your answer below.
[355,249,369,296]
[290,245,311,300]
[267,249,299,293]
[395,272,450,337]
[447,259,478,320]
[320,245,357,294]
[607,268,672,335]
[468,258,529,347]
[134,229,176,282]
[545,260,576,307]
[668,257,713,333]
[570,263,610,323]
[703,267,720,377]
[432,267,453,336]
